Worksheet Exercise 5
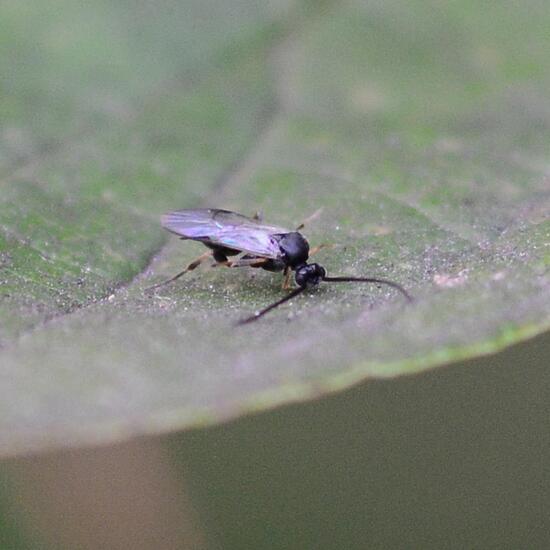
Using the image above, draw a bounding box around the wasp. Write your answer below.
[147,208,412,323]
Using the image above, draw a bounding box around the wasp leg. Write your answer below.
[145,251,212,292]
[295,207,324,231]
[309,242,335,257]
[214,257,269,269]
[282,266,293,290]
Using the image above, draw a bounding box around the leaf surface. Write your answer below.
[1,0,549,455]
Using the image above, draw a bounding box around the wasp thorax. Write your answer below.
[277,232,310,268]
[295,263,326,287]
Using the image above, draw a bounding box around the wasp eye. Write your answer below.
[295,268,308,287]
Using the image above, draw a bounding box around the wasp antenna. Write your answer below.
[322,275,413,303]
[237,287,306,325]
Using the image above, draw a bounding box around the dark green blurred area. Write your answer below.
[2,332,549,548]
[174,332,550,549]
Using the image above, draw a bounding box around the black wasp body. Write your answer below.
[148,208,411,324]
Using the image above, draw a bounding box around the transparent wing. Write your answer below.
[161,209,291,258]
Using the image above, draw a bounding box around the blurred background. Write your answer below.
[1,0,549,548]
[2,333,549,548]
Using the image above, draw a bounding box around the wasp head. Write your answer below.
[295,263,326,287]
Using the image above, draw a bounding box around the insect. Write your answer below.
[146,208,412,324]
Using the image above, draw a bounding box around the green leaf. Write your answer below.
[1,0,549,456]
